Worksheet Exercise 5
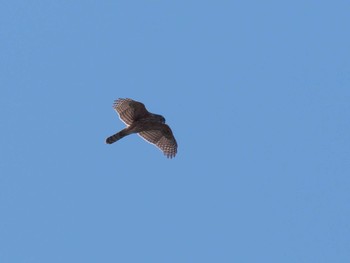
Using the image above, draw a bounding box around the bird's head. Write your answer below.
[151,113,166,123]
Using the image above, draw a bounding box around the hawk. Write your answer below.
[106,98,178,158]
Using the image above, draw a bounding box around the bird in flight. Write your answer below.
[106,98,178,158]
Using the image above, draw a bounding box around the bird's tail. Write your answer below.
[106,130,128,144]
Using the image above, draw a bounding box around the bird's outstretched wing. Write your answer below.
[113,98,149,126]
[138,125,177,158]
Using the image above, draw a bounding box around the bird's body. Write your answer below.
[106,98,177,158]
[106,121,173,144]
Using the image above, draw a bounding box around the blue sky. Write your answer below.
[1,1,349,262]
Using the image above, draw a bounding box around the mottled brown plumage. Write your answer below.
[106,98,177,158]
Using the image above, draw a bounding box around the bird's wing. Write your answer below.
[113,98,149,126]
[138,125,177,158]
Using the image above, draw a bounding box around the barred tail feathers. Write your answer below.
[106,130,127,144]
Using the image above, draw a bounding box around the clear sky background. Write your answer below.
[1,1,349,262]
